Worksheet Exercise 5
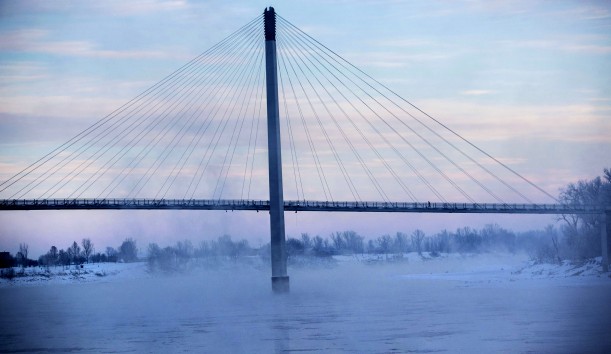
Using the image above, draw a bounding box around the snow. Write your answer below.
[1,254,610,353]
[0,262,149,287]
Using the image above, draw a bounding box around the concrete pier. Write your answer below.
[264,7,289,293]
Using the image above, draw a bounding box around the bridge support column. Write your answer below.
[264,7,289,293]
[602,212,609,273]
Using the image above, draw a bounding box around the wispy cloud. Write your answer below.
[0,62,48,84]
[0,29,184,59]
[587,97,611,103]
[92,0,190,16]
[372,38,436,48]
[294,24,343,39]
[460,90,495,96]
[550,4,611,21]
[498,37,611,55]
[0,95,129,119]
[351,51,453,68]
[417,98,611,144]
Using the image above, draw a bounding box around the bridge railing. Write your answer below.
[0,198,272,208]
[0,198,604,214]
[284,200,602,213]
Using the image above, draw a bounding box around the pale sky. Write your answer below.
[0,0,610,257]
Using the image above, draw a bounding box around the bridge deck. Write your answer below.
[0,199,603,214]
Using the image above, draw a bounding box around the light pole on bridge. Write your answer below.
[264,7,289,293]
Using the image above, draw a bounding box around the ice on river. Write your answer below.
[1,254,610,353]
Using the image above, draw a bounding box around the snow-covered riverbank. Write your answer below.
[1,252,608,287]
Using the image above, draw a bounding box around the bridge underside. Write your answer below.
[0,198,603,215]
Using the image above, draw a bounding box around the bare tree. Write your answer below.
[312,235,330,257]
[394,232,409,254]
[119,238,138,262]
[342,231,364,254]
[175,240,193,260]
[301,233,312,251]
[196,240,212,259]
[411,229,425,256]
[40,246,59,267]
[377,234,392,259]
[106,247,118,261]
[547,225,562,264]
[81,238,94,263]
[49,246,58,265]
[18,243,28,267]
[558,168,611,259]
[330,232,344,253]
[286,238,305,259]
[68,241,81,265]
[58,249,70,267]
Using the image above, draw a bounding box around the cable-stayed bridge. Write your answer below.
[0,8,608,289]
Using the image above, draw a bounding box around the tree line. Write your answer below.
[146,228,523,272]
[146,235,255,272]
[143,221,591,273]
[0,238,139,271]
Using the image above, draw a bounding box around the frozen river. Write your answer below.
[1,258,610,353]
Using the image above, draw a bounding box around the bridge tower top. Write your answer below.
[264,7,276,41]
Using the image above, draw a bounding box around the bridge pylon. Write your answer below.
[264,7,289,293]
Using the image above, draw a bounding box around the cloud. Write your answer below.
[0,95,128,119]
[90,0,190,16]
[588,97,611,103]
[0,62,48,84]
[456,0,611,21]
[551,4,611,21]
[350,51,453,68]
[460,90,495,96]
[498,38,611,55]
[373,38,442,48]
[0,29,46,48]
[416,98,611,144]
[0,29,184,59]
